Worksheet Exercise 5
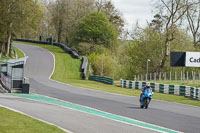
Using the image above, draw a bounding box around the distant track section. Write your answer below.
[15,39,79,59]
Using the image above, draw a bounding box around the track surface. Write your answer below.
[12,43,200,133]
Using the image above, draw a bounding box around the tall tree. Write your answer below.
[74,12,117,48]
[155,0,188,71]
[49,0,94,44]
[0,0,43,57]
[95,0,124,36]
[186,0,200,48]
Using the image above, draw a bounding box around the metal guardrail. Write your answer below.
[15,39,80,59]
[80,56,88,80]
[89,75,114,85]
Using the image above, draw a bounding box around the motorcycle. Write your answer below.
[140,88,153,109]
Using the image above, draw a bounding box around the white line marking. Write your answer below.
[0,104,74,133]
[48,51,56,79]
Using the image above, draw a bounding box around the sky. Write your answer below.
[112,0,154,31]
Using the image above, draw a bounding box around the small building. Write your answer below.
[0,57,28,93]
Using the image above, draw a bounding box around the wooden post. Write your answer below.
[187,71,188,81]
[159,72,161,80]
[175,71,177,81]
[164,72,166,80]
[193,71,196,81]
[181,71,182,81]
[138,75,140,81]
[154,73,156,81]
[141,74,143,81]
[150,73,152,81]
[146,74,147,81]
[199,72,200,80]
[192,71,194,81]
[170,72,171,81]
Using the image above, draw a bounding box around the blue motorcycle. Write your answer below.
[140,88,153,109]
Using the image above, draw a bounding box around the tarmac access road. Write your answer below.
[8,43,200,133]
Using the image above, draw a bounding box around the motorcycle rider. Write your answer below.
[140,82,152,102]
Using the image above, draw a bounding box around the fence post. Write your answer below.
[187,71,189,81]
[138,75,140,81]
[134,75,137,81]
[170,72,171,81]
[164,72,166,80]
[146,74,147,81]
[181,71,182,81]
[154,73,156,81]
[193,71,196,81]
[159,72,161,80]
[150,73,152,81]
[175,71,177,81]
[199,72,200,80]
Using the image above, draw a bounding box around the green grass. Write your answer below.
[14,41,200,106]
[13,47,25,58]
[0,47,24,60]
[0,107,65,133]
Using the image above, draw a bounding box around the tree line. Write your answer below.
[1,0,200,80]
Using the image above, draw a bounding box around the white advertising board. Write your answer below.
[185,52,200,67]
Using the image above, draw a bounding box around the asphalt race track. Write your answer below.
[2,43,199,133]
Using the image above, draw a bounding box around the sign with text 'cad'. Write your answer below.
[185,52,200,67]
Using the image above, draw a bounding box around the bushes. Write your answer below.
[88,53,118,78]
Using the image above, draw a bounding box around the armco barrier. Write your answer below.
[15,39,79,59]
[120,79,200,100]
[89,75,114,85]
[80,56,88,80]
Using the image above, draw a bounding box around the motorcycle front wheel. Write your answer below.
[144,98,149,109]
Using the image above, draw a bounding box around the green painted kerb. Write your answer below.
[11,94,179,133]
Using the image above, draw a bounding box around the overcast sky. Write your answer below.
[112,0,153,31]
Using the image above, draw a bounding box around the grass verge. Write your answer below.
[0,47,24,60]
[13,47,25,58]
[0,107,65,133]
[14,41,200,107]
